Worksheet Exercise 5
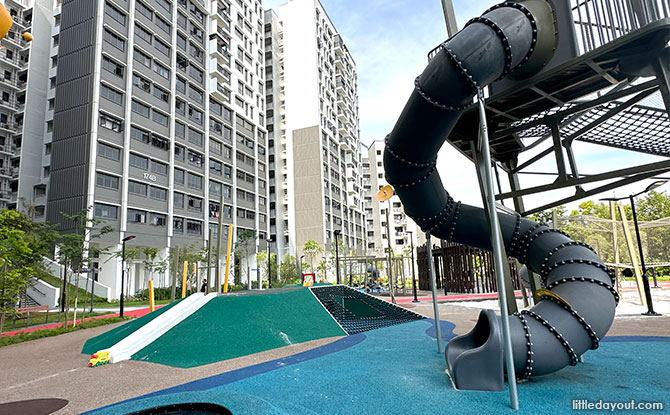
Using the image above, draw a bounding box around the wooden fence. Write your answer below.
[416,242,521,294]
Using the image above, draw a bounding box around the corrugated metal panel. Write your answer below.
[52,105,92,141]
[56,48,94,84]
[58,19,96,55]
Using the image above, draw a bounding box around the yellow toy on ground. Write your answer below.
[88,350,110,367]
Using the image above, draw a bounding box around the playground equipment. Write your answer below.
[382,0,667,391]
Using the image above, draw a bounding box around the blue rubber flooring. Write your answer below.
[85,319,670,415]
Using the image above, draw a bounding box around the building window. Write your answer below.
[187,172,203,189]
[152,110,168,126]
[133,48,151,67]
[187,196,202,212]
[131,100,150,118]
[173,192,184,208]
[129,153,149,169]
[189,65,203,84]
[188,150,203,167]
[100,84,123,105]
[188,107,203,124]
[176,76,186,93]
[156,0,171,13]
[210,118,222,135]
[99,112,123,132]
[155,38,170,57]
[174,145,185,162]
[174,168,184,185]
[188,128,203,145]
[223,164,232,178]
[209,159,222,175]
[173,217,184,232]
[135,24,153,44]
[150,213,166,226]
[175,99,186,115]
[98,142,121,160]
[154,61,170,79]
[94,203,118,219]
[128,180,147,196]
[186,220,202,235]
[105,2,126,25]
[210,99,222,116]
[128,209,147,223]
[136,1,153,20]
[209,180,222,196]
[102,55,124,78]
[175,121,185,138]
[150,186,167,200]
[151,160,168,175]
[210,139,222,155]
[153,86,169,102]
[96,172,119,189]
[156,15,171,35]
[189,85,203,103]
[132,73,151,92]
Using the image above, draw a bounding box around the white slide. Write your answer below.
[105,292,217,364]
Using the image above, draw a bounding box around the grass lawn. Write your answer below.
[37,274,107,303]
[0,316,132,348]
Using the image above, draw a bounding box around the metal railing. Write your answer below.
[572,0,670,53]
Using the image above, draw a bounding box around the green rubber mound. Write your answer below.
[81,299,183,355]
[130,288,346,368]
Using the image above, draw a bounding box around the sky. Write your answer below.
[263,0,670,212]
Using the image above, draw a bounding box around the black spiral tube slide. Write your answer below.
[384,0,619,379]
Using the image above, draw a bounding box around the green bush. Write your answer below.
[1,316,131,347]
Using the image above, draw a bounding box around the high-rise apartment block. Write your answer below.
[45,0,269,297]
[264,0,366,269]
[0,0,53,215]
[363,139,422,257]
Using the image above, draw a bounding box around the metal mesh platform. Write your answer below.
[309,285,425,335]
[564,104,670,157]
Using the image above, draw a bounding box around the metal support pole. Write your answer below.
[630,195,660,316]
[335,231,341,284]
[385,201,395,303]
[477,90,519,409]
[426,232,442,354]
[409,231,419,302]
[90,269,96,313]
[120,240,126,318]
[207,228,212,290]
[267,239,272,289]
[216,193,224,294]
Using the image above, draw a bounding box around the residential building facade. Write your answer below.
[264,0,366,276]
[0,0,53,216]
[363,139,423,257]
[46,0,268,298]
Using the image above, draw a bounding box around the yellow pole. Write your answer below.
[148,280,155,312]
[618,204,647,306]
[181,261,188,298]
[224,223,233,292]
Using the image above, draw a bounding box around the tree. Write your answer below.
[235,229,256,286]
[279,254,301,286]
[303,240,322,274]
[57,208,113,326]
[0,210,56,334]
[528,205,567,224]
[256,250,277,288]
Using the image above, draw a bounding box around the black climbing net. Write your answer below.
[310,285,425,335]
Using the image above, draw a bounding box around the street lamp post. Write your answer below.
[120,235,136,317]
[266,238,273,289]
[601,180,666,316]
[334,230,341,285]
[407,230,419,302]
[299,254,305,282]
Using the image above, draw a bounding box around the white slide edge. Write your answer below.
[106,292,217,363]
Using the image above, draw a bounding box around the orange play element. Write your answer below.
[0,4,12,41]
[376,185,394,202]
[22,32,32,42]
[88,351,110,367]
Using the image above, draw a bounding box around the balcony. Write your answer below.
[212,83,231,103]
[0,144,19,155]
[0,191,17,202]
[0,122,19,133]
[0,167,19,178]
